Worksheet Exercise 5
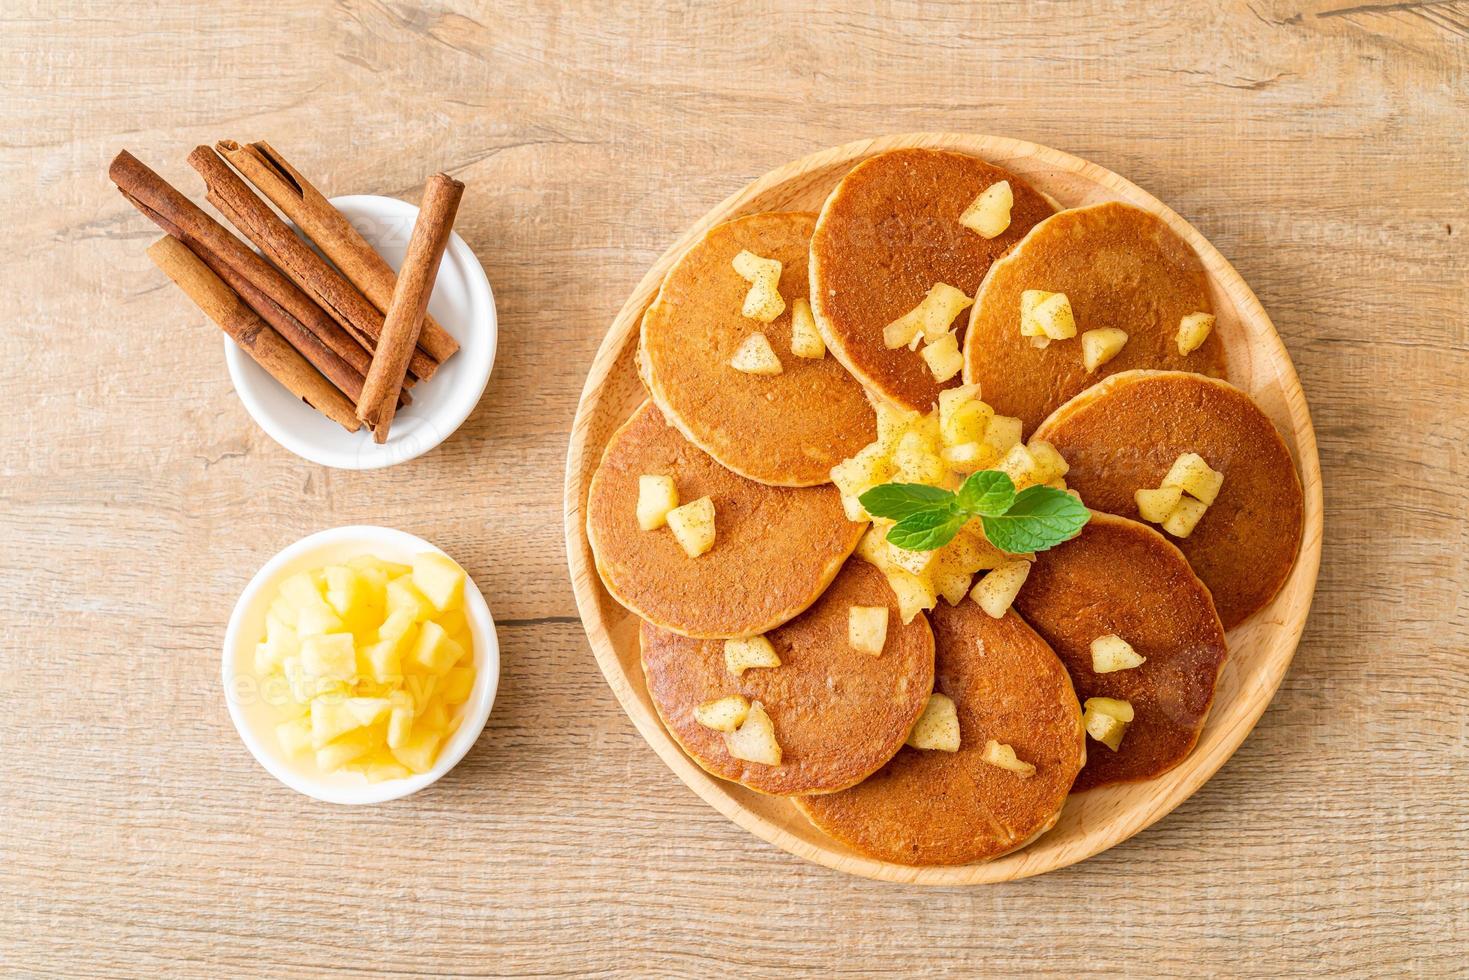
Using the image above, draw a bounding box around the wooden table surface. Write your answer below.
[2,2,1464,976]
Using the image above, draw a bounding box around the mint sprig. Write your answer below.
[858,470,1089,554]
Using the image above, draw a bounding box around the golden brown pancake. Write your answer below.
[795,603,1083,866]
[809,148,1055,412]
[641,559,934,796]
[640,211,876,487]
[962,201,1227,433]
[1012,512,1228,792]
[1034,371,1303,629]
[586,401,864,639]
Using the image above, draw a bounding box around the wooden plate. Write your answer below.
[563,133,1323,884]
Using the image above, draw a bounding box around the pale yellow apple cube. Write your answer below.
[789,297,825,359]
[919,332,964,382]
[723,700,782,765]
[348,750,412,784]
[694,694,750,733]
[875,403,920,451]
[1086,696,1135,722]
[666,496,717,558]
[390,728,442,774]
[386,691,415,749]
[906,693,960,751]
[883,283,973,348]
[1161,496,1209,538]
[408,620,463,675]
[887,543,936,577]
[960,180,1013,238]
[1029,291,1077,340]
[316,728,380,771]
[300,633,356,682]
[724,636,781,677]
[636,474,679,531]
[941,441,996,474]
[1091,634,1146,673]
[1177,311,1215,355]
[1081,327,1129,372]
[983,415,1024,455]
[971,559,1031,619]
[279,571,327,612]
[941,398,993,448]
[886,567,938,623]
[732,251,785,323]
[893,431,947,486]
[310,698,365,749]
[732,249,781,283]
[1135,486,1183,524]
[854,525,892,570]
[729,332,783,374]
[1083,698,1132,752]
[322,565,376,620]
[848,605,889,656]
[440,666,475,705]
[981,739,1036,776]
[412,552,466,613]
[1162,452,1225,505]
[386,576,436,623]
[274,716,313,757]
[1026,439,1070,484]
[997,443,1042,490]
[294,603,345,639]
[376,609,419,655]
[829,441,893,500]
[360,640,401,683]
[417,696,450,734]
[937,383,981,426]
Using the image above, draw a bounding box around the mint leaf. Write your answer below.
[858,482,955,522]
[957,470,1016,517]
[979,486,1090,553]
[886,505,968,552]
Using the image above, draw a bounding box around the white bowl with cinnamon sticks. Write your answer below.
[112,143,496,469]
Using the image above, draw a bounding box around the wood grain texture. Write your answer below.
[565,132,1325,885]
[0,0,1463,976]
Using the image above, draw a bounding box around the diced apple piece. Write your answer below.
[274,716,312,757]
[919,331,964,382]
[440,666,475,705]
[310,698,365,749]
[694,694,751,733]
[1019,290,1051,338]
[268,597,298,628]
[386,576,436,624]
[883,283,974,348]
[960,180,1013,239]
[875,403,920,451]
[1177,311,1215,355]
[412,552,466,613]
[854,525,891,570]
[1086,696,1135,722]
[1022,290,1077,340]
[981,740,1036,776]
[666,496,717,558]
[1083,697,1133,752]
[941,441,993,474]
[300,633,356,682]
[376,609,419,654]
[723,636,781,677]
[417,696,450,734]
[1081,327,1129,372]
[886,568,937,624]
[294,603,345,639]
[997,443,1042,490]
[893,431,947,486]
[971,559,1031,619]
[723,700,782,765]
[346,554,411,584]
[732,250,785,323]
[408,620,463,675]
[321,565,371,619]
[349,750,412,784]
[906,692,960,751]
[1133,486,1181,524]
[1161,496,1209,538]
[386,691,415,749]
[345,696,393,728]
[938,383,981,425]
[830,441,893,499]
[848,605,889,656]
[732,249,781,283]
[887,543,936,577]
[316,728,379,771]
[1026,440,1070,484]
[279,571,327,612]
[390,728,442,774]
[729,332,783,374]
[1162,452,1225,505]
[940,398,993,449]
[789,297,825,359]
[982,415,1023,455]
[1091,634,1146,673]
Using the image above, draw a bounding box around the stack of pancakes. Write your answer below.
[587,149,1303,867]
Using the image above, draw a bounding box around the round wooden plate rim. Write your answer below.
[564,133,1324,884]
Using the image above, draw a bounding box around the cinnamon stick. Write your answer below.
[147,236,360,432]
[358,173,464,442]
[108,151,376,383]
[216,139,460,364]
[187,145,440,382]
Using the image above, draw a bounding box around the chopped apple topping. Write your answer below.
[906,692,960,751]
[694,694,750,732]
[636,474,679,531]
[997,443,1042,490]
[981,739,1036,777]
[1020,290,1077,341]
[729,332,783,375]
[848,605,890,656]
[732,250,785,323]
[1161,496,1209,538]
[1134,486,1183,524]
[724,636,781,677]
[940,441,994,473]
[723,699,782,765]
[1136,452,1223,537]
[666,496,716,557]
[1162,452,1224,506]
[1091,634,1146,673]
[960,180,1014,239]
[1082,696,1133,752]
[1177,311,1215,355]
[919,331,964,381]
[882,283,974,349]
[982,415,1024,455]
[892,430,947,486]
[971,559,1031,619]
[1026,439,1070,484]
[789,297,825,359]
[1081,327,1129,372]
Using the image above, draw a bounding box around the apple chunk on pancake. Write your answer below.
[1032,370,1303,629]
[641,559,934,796]
[963,201,1227,432]
[1013,512,1228,792]
[640,211,875,487]
[810,148,1055,412]
[795,603,1083,866]
[586,401,863,639]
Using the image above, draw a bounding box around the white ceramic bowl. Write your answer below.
[222,525,500,804]
[224,195,497,470]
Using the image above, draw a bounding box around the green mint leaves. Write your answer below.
[858,470,1089,554]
